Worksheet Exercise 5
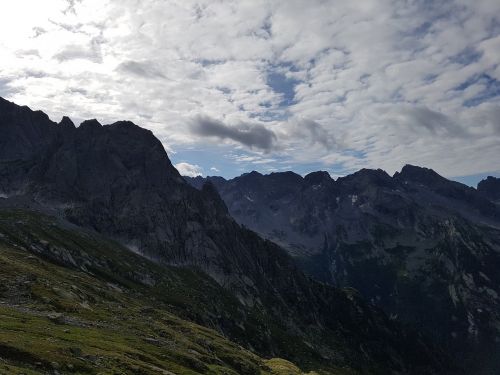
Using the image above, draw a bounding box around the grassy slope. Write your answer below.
[0,209,351,375]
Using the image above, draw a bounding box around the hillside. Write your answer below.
[0,209,333,374]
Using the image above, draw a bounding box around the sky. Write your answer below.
[0,0,499,185]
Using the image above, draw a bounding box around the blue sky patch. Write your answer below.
[266,69,300,106]
[450,47,483,66]
[461,74,500,107]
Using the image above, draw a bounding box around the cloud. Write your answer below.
[53,39,102,62]
[117,60,166,79]
[1,0,500,179]
[15,49,40,57]
[285,118,337,149]
[174,162,203,177]
[0,78,19,97]
[63,0,81,15]
[190,115,277,151]
[378,105,467,138]
[210,166,220,172]
[32,26,46,38]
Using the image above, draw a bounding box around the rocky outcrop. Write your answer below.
[478,176,500,203]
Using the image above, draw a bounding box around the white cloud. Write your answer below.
[0,0,499,178]
[174,162,203,177]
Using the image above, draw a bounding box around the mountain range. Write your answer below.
[186,166,500,374]
[0,97,455,374]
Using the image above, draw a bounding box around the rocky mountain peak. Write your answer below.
[478,175,500,202]
[267,171,303,185]
[241,170,262,179]
[304,171,333,185]
[58,116,75,129]
[338,168,394,190]
[394,164,444,185]
[0,97,57,161]
[201,181,229,215]
[79,118,102,131]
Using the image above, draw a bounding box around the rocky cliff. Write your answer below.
[187,167,500,374]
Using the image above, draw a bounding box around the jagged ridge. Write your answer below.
[0,97,452,374]
[186,166,500,374]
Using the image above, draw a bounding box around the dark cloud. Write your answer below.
[283,119,337,150]
[298,119,336,149]
[404,107,466,136]
[191,116,277,151]
[117,61,166,79]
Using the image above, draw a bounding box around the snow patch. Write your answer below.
[350,194,358,204]
[0,193,8,199]
[244,195,254,202]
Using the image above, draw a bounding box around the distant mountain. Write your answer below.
[187,167,500,374]
[0,97,450,374]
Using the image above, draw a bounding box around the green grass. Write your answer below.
[0,209,349,374]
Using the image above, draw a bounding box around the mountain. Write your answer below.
[0,97,451,374]
[478,176,500,203]
[0,209,317,374]
[186,167,500,374]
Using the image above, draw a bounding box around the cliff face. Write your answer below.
[187,166,500,373]
[0,209,319,375]
[0,97,451,374]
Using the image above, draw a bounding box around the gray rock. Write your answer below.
[188,165,500,371]
[47,312,65,324]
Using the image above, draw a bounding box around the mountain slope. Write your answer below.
[0,97,450,374]
[186,168,500,374]
[0,209,327,375]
